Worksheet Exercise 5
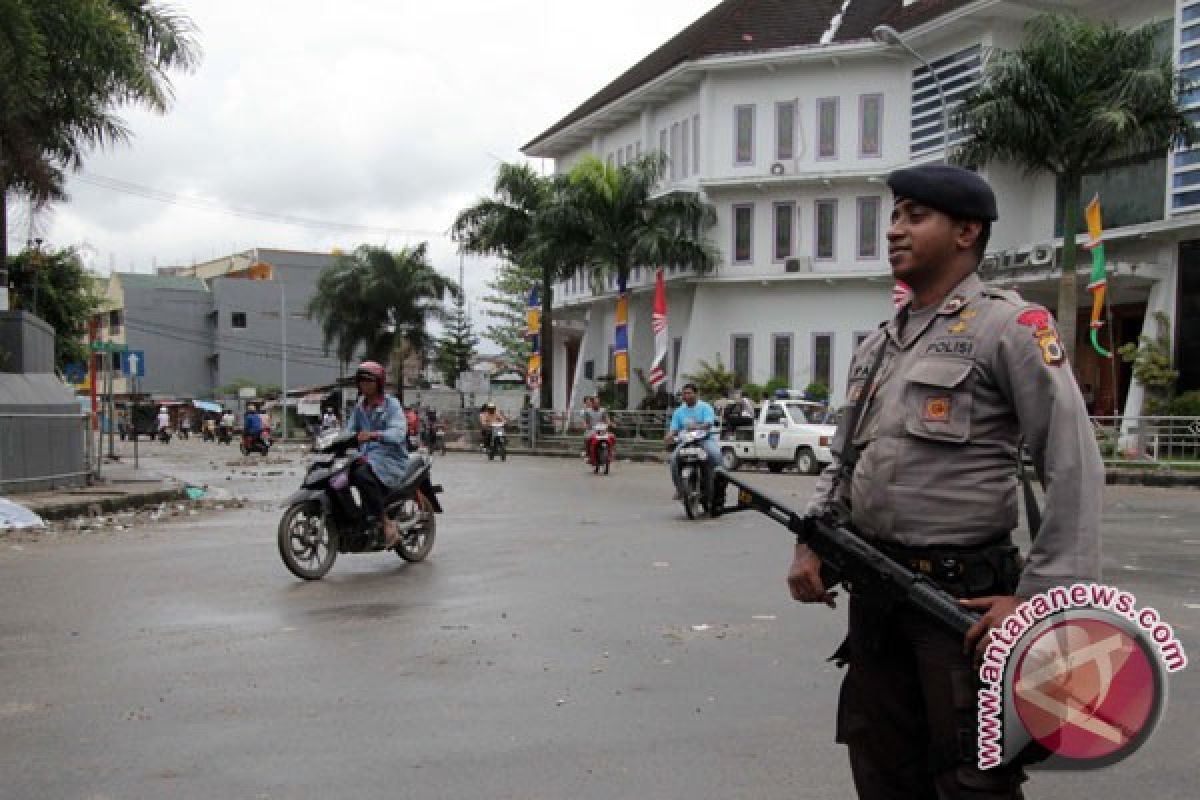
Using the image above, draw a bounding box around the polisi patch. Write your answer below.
[1017,307,1065,367]
[925,338,975,358]
[924,396,952,421]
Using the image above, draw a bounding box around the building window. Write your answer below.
[625,143,634,164]
[681,118,690,179]
[812,333,833,389]
[659,128,667,156]
[857,196,881,259]
[771,333,793,385]
[860,94,882,157]
[910,44,982,157]
[692,114,700,174]
[635,141,642,158]
[773,202,795,260]
[616,148,624,168]
[670,122,681,180]
[731,334,752,386]
[734,105,755,165]
[108,309,122,334]
[584,360,595,380]
[817,97,838,159]
[733,204,754,263]
[815,199,837,260]
[776,101,796,160]
[231,311,247,329]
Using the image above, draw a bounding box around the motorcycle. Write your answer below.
[277,430,443,580]
[157,428,172,444]
[217,425,233,445]
[674,429,723,520]
[432,422,447,456]
[587,423,615,475]
[241,432,271,456]
[201,427,215,442]
[487,422,507,461]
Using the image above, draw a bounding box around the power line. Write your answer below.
[119,319,348,370]
[75,172,450,238]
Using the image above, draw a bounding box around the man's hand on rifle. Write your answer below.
[960,595,1025,660]
[787,542,837,608]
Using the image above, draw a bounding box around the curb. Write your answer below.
[1105,469,1200,488]
[27,487,188,521]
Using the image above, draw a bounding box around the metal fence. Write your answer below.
[1091,416,1200,464]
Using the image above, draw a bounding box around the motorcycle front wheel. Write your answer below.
[278,502,338,580]
[682,467,702,520]
[394,493,437,562]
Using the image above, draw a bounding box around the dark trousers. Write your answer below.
[837,597,1025,800]
[349,461,387,521]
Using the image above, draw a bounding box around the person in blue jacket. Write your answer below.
[664,382,721,499]
[346,360,409,547]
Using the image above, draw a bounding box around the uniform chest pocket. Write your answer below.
[904,359,973,443]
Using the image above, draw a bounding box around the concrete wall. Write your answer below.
[123,285,213,398]
[0,311,55,373]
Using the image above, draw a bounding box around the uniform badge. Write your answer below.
[942,295,967,314]
[1017,308,1065,367]
[960,308,978,320]
[948,320,969,335]
[924,396,951,421]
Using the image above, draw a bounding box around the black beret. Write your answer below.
[886,165,998,222]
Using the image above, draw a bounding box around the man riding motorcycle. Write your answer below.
[346,360,409,548]
[243,405,269,451]
[479,402,506,451]
[580,395,614,466]
[664,382,721,500]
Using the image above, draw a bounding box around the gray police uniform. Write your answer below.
[807,270,1104,799]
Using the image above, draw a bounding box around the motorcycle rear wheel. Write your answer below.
[395,493,437,562]
[278,502,337,580]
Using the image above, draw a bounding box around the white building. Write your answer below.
[522,0,1200,417]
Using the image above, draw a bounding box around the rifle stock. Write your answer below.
[716,468,979,636]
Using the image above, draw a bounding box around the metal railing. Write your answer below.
[1091,416,1200,465]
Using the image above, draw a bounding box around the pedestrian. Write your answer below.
[788,165,1103,799]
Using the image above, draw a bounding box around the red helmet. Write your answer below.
[355,360,386,386]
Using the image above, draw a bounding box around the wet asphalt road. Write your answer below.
[1,440,1197,799]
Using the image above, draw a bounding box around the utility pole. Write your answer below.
[281,280,289,441]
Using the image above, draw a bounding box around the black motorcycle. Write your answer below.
[487,422,507,461]
[674,430,723,520]
[240,432,270,456]
[217,425,233,445]
[277,430,443,580]
[157,428,172,444]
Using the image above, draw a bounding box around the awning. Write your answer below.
[193,400,223,413]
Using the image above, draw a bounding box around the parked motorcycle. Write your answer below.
[157,428,171,444]
[277,429,443,580]
[674,429,723,520]
[587,423,615,475]
[432,422,447,456]
[487,422,507,461]
[241,432,271,456]
[201,427,215,442]
[217,425,233,445]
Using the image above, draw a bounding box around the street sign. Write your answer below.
[89,341,128,353]
[120,350,145,377]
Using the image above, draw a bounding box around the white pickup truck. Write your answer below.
[718,399,836,475]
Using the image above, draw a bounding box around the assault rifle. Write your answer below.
[716,468,979,637]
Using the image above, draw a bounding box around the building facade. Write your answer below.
[523,0,1200,417]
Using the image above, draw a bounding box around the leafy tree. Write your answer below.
[0,1,200,261]
[1118,311,1178,414]
[685,354,737,402]
[307,243,457,404]
[218,377,280,400]
[549,154,717,407]
[453,163,588,409]
[803,381,830,403]
[435,290,479,388]
[6,245,101,369]
[480,259,539,376]
[956,13,1193,365]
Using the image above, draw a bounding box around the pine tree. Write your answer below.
[481,261,539,376]
[435,291,479,388]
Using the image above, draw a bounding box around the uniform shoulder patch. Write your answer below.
[1014,305,1064,367]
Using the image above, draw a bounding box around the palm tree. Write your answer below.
[552,153,718,406]
[453,163,585,409]
[307,243,458,405]
[0,1,200,261]
[956,12,1193,365]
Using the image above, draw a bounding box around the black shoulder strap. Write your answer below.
[1017,438,1042,542]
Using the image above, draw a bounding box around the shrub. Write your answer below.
[804,381,830,403]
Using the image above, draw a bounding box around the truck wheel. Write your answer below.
[767,463,785,474]
[796,447,820,475]
[720,448,739,471]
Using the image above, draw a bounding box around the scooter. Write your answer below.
[674,429,723,520]
[487,422,507,461]
[587,423,615,475]
[277,429,443,580]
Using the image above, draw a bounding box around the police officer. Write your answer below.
[788,165,1103,799]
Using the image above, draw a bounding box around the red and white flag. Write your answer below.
[893,279,912,310]
[647,269,669,389]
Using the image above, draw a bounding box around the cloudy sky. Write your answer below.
[15,0,722,322]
